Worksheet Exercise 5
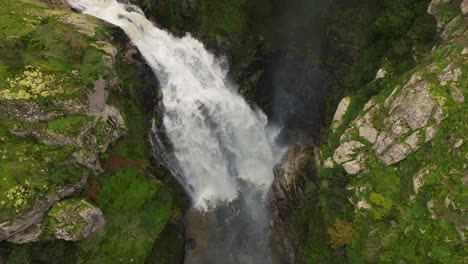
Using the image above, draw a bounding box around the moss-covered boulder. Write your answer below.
[44,198,104,242]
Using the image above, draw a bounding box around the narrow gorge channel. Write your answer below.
[67,0,285,263]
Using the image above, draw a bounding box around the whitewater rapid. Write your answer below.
[67,0,282,210]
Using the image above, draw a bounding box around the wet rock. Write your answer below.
[269,144,313,264]
[89,77,109,114]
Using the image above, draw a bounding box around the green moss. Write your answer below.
[47,115,92,136]
[80,48,106,84]
[43,198,92,239]
[107,58,148,160]
[0,134,80,218]
[437,0,463,24]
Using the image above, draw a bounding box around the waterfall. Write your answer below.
[67,0,283,211]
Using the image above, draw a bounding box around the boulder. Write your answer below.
[462,0,468,16]
[333,141,364,164]
[47,199,104,241]
[331,97,351,130]
[375,68,387,79]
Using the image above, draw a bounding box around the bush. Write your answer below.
[327,219,357,248]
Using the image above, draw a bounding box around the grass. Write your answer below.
[80,48,106,84]
[47,115,92,137]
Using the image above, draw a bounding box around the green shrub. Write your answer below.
[79,169,172,264]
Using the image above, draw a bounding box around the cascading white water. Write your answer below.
[67,0,282,210]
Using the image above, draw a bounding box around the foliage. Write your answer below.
[195,0,246,37]
[78,169,172,264]
[327,219,357,248]
[368,192,392,220]
[298,0,468,263]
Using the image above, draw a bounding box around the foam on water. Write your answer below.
[67,0,283,210]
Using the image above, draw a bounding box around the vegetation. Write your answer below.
[327,219,357,248]
[0,1,180,263]
[297,0,467,263]
[78,169,172,263]
[47,115,92,136]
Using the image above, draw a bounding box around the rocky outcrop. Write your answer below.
[374,75,444,165]
[462,0,468,16]
[45,199,105,241]
[269,143,313,264]
[315,2,467,262]
[0,0,126,243]
[0,177,87,241]
[331,97,351,131]
[328,40,464,172]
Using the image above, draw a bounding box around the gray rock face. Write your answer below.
[333,141,365,165]
[331,97,351,130]
[0,177,87,241]
[374,77,443,165]
[356,100,380,144]
[6,222,43,244]
[463,0,468,16]
[328,69,450,174]
[269,144,313,264]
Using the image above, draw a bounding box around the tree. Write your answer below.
[327,219,357,248]
[369,192,392,220]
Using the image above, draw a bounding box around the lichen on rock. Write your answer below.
[45,198,105,241]
[0,0,125,243]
